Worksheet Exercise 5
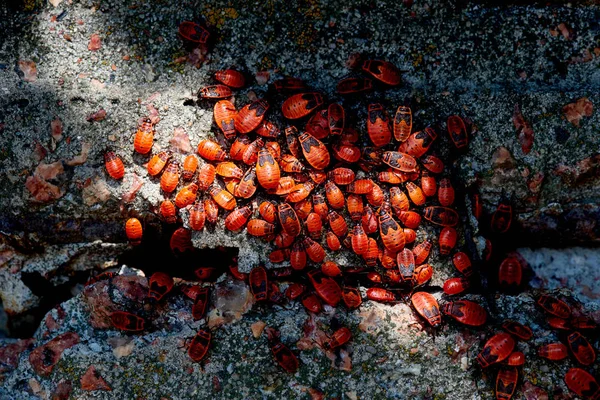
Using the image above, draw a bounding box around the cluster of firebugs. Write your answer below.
[100,26,600,399]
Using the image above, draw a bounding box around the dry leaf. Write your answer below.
[122,173,144,203]
[18,60,37,83]
[562,97,593,127]
[25,175,63,203]
[80,366,111,391]
[557,23,573,40]
[82,176,111,206]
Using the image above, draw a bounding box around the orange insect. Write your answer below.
[270,176,295,196]
[125,218,142,245]
[423,206,458,226]
[491,202,512,233]
[393,106,412,142]
[337,77,372,94]
[537,295,571,319]
[538,343,568,361]
[565,368,600,399]
[278,203,301,237]
[235,167,257,198]
[397,248,415,283]
[366,287,396,303]
[567,331,596,366]
[403,228,416,243]
[306,213,323,240]
[498,257,522,289]
[175,183,198,208]
[331,142,361,163]
[389,187,410,213]
[213,100,237,140]
[328,167,355,185]
[148,272,174,301]
[306,109,329,139]
[477,333,515,367]
[398,210,421,229]
[298,131,330,170]
[160,199,177,224]
[325,181,345,210]
[178,21,209,44]
[254,148,281,190]
[496,368,518,400]
[501,321,532,341]
[249,266,268,301]
[198,85,232,99]
[269,249,290,263]
[308,269,341,306]
[310,194,328,221]
[367,103,392,147]
[406,182,426,206]
[412,241,432,264]
[230,135,251,161]
[447,115,468,149]
[111,311,145,332]
[438,178,455,206]
[246,219,275,237]
[281,92,323,119]
[197,140,227,161]
[326,327,352,349]
[290,241,307,270]
[443,300,487,327]
[280,154,305,173]
[188,201,206,231]
[133,118,154,154]
[274,77,306,92]
[188,328,211,362]
[255,201,275,224]
[209,185,236,210]
[224,206,253,231]
[413,264,433,285]
[366,182,384,207]
[347,179,374,195]
[146,150,170,177]
[328,210,348,238]
[378,208,405,252]
[242,137,264,165]
[104,151,125,179]
[274,231,294,249]
[328,103,345,135]
[303,237,325,263]
[286,182,314,203]
[160,160,180,193]
[411,292,441,327]
[443,277,470,295]
[363,238,379,267]
[326,231,341,251]
[235,99,269,134]
[351,224,368,255]
[421,155,444,174]
[204,198,219,224]
[420,171,436,197]
[347,194,364,222]
[362,60,401,86]
[193,164,215,192]
[452,252,473,277]
[382,151,417,172]
[439,227,457,255]
[400,127,437,158]
[170,227,193,253]
[507,351,525,367]
[215,69,245,88]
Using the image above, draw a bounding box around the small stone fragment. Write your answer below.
[18,60,37,83]
[51,119,63,141]
[562,97,593,127]
[251,321,266,338]
[0,339,35,372]
[82,176,111,206]
[51,379,72,400]
[491,147,515,169]
[88,34,102,51]
[170,127,191,153]
[65,142,91,166]
[255,71,270,85]
[29,332,80,376]
[86,109,107,122]
[122,173,144,203]
[80,366,111,391]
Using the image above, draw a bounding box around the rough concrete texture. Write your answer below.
[1,270,599,399]
[0,0,599,398]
